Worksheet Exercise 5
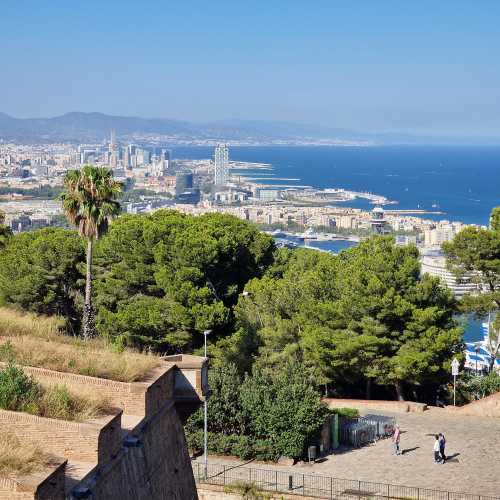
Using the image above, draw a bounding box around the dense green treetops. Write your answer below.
[443,211,500,369]
[0,206,481,400]
[0,228,84,322]
[228,237,462,400]
[0,210,12,249]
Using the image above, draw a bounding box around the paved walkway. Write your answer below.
[192,408,500,497]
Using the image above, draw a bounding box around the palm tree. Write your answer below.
[61,165,122,340]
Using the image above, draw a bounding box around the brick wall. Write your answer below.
[324,398,428,413]
[197,484,321,499]
[0,361,181,418]
[0,460,66,500]
[0,362,149,416]
[145,367,175,417]
[0,409,121,464]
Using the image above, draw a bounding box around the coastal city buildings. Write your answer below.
[0,138,481,279]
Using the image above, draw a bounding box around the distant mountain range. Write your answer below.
[0,112,496,145]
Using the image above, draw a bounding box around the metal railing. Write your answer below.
[193,463,500,500]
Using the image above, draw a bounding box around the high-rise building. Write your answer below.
[109,130,118,168]
[214,143,229,186]
[123,148,131,169]
[136,148,151,166]
[175,171,193,196]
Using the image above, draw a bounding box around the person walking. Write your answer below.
[438,433,446,463]
[392,425,401,455]
[433,435,441,463]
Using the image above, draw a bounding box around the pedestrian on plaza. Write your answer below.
[433,435,441,463]
[392,424,401,455]
[438,433,446,463]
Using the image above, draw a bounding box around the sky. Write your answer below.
[2,0,500,139]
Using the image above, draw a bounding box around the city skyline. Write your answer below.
[1,1,500,141]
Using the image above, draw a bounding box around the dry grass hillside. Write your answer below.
[0,434,54,476]
[0,307,160,382]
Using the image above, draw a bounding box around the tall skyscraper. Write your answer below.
[214,143,229,186]
[109,129,118,168]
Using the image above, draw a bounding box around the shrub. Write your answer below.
[0,365,112,421]
[332,407,359,419]
[457,372,500,403]
[224,481,272,500]
[240,361,330,459]
[186,430,278,462]
[0,364,40,412]
[252,439,281,462]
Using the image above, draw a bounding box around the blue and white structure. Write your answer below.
[464,321,500,373]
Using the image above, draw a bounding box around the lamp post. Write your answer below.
[451,358,459,406]
[203,329,212,480]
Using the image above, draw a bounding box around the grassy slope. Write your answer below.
[0,307,160,382]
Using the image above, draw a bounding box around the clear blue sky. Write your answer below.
[2,0,499,139]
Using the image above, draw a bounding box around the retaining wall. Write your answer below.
[324,398,427,413]
[197,484,319,499]
[0,409,122,464]
[0,361,175,418]
[0,460,66,500]
[448,391,500,417]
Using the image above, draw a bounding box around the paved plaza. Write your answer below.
[193,408,500,497]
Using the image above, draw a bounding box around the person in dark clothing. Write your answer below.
[438,433,446,463]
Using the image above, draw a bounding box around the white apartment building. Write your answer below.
[420,250,479,298]
[423,222,466,247]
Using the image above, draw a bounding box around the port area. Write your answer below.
[267,229,360,242]
[284,188,395,206]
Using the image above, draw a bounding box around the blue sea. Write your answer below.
[173,145,500,226]
[172,145,500,342]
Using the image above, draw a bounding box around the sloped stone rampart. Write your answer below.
[72,400,198,500]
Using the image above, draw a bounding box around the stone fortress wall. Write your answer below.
[0,354,207,500]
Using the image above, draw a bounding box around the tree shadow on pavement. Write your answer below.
[401,446,420,455]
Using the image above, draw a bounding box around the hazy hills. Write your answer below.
[0,111,375,143]
[0,112,495,145]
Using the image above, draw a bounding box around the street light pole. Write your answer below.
[203,329,212,480]
[451,358,459,407]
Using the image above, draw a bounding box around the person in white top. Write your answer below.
[392,425,401,455]
[433,435,441,463]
